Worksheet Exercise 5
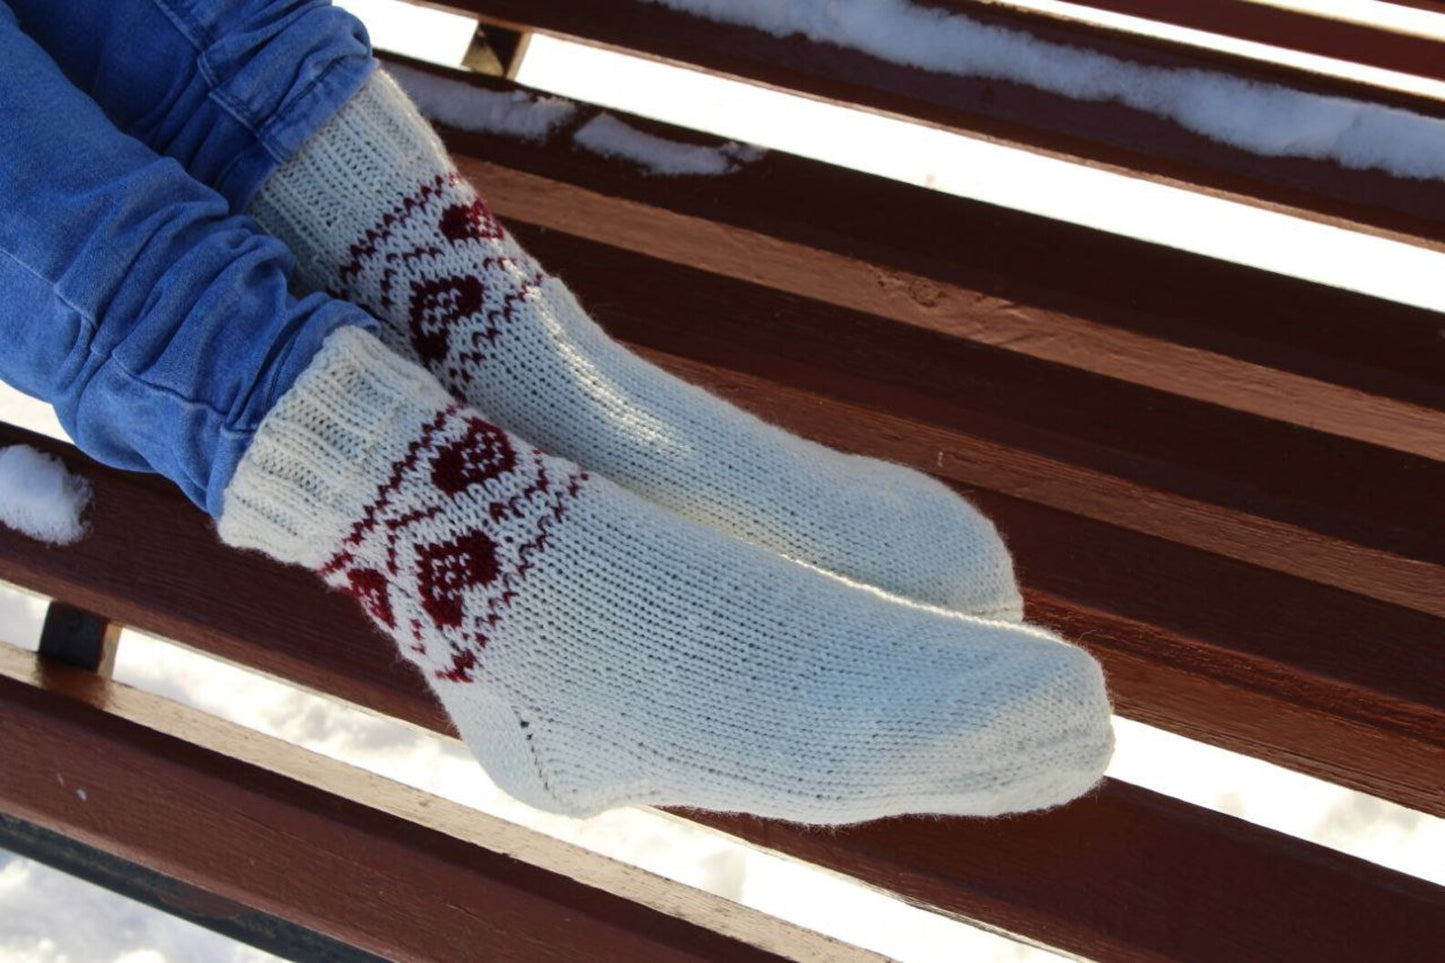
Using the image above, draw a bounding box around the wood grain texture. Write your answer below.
[692,777,1445,963]
[440,0,1445,247]
[0,644,857,963]
[465,161,1445,463]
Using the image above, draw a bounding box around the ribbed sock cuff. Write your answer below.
[218,326,452,567]
[247,69,447,294]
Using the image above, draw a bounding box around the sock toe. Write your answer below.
[933,635,1114,816]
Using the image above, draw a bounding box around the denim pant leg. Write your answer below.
[8,0,374,211]
[0,5,375,515]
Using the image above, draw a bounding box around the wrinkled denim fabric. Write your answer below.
[0,1,376,514]
[9,0,375,210]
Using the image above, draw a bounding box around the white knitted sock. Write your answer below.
[247,70,1023,619]
[220,327,1111,823]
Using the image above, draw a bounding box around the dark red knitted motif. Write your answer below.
[415,532,501,629]
[439,197,504,243]
[438,649,478,684]
[346,567,395,629]
[409,274,483,365]
[321,405,587,684]
[432,415,516,494]
[335,172,543,387]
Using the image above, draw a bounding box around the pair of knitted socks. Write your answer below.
[221,72,1112,822]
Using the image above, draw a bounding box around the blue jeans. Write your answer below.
[0,1,376,514]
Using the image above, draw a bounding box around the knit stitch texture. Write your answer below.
[248,70,1023,619]
[221,327,1112,823]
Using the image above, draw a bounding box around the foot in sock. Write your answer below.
[247,71,1023,620]
[221,328,1110,823]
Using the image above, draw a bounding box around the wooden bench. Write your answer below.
[2,1,1441,958]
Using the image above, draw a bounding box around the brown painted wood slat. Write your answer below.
[382,56,1445,414]
[1041,0,1445,84]
[693,779,1445,963]
[0,645,844,963]
[0,454,1438,961]
[443,0,1445,249]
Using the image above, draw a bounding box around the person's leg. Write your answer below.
[18,0,1024,619]
[0,2,368,513]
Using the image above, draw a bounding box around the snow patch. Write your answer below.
[386,63,577,141]
[645,0,1445,180]
[574,114,765,175]
[0,446,90,545]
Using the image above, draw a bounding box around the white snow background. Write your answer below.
[2,0,1443,960]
